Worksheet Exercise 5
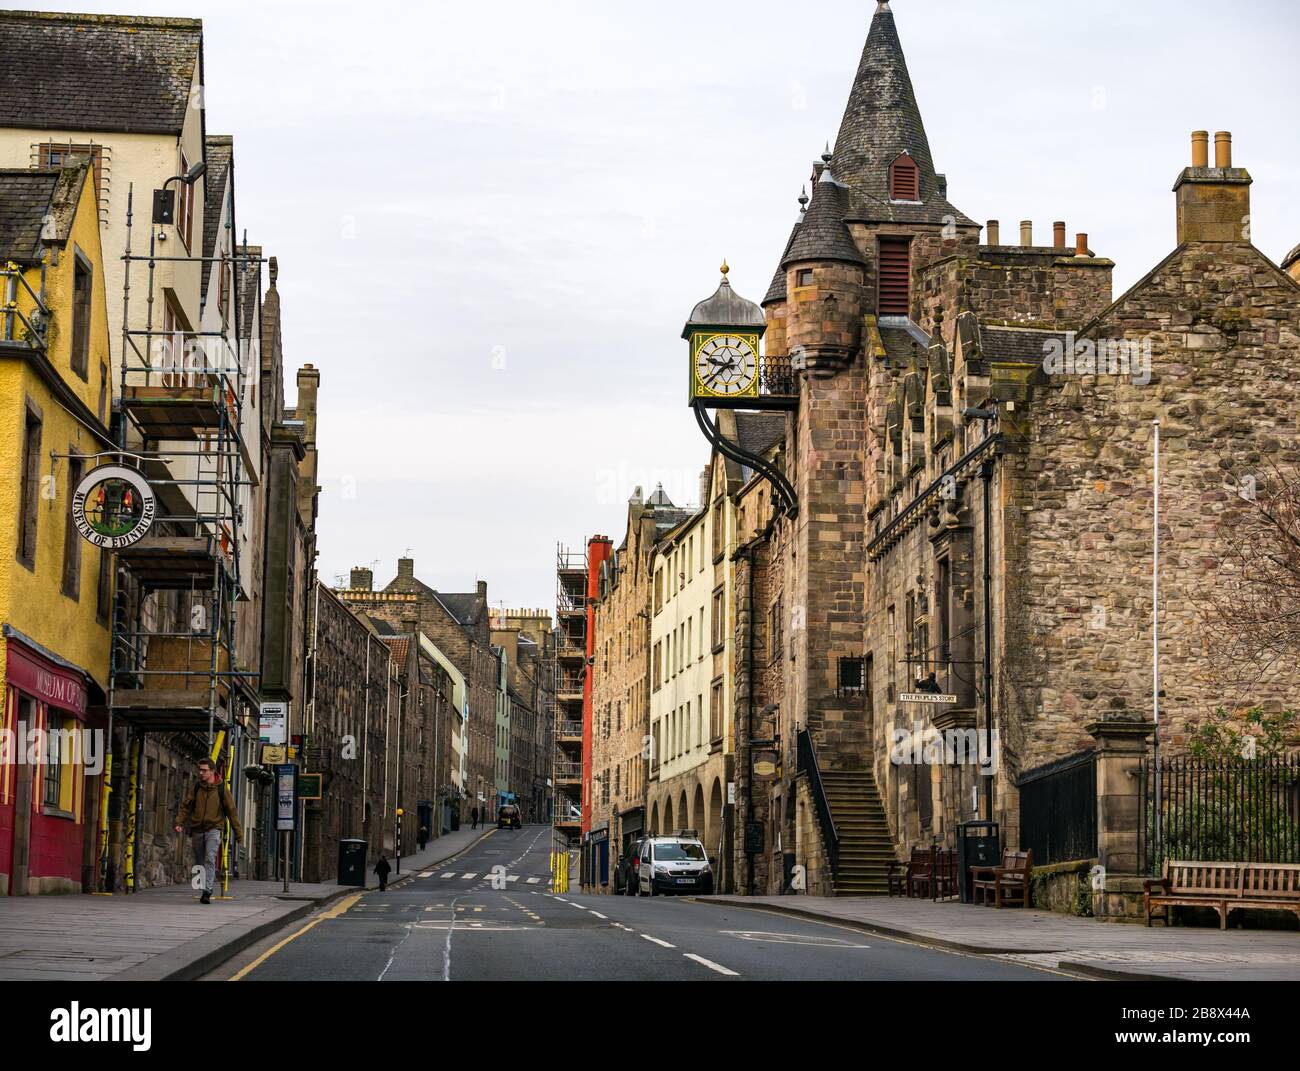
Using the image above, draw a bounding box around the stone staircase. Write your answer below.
[820,769,896,896]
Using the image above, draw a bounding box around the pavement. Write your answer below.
[0,825,494,981]
[213,826,1061,981]
[696,894,1300,981]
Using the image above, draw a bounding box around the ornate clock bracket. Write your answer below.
[693,401,798,518]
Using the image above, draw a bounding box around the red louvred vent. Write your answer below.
[890,154,919,201]
[878,238,911,316]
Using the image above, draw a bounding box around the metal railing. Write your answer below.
[555,761,582,780]
[1018,750,1098,865]
[556,719,583,738]
[1139,754,1300,874]
[796,729,838,877]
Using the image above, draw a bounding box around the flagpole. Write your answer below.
[1152,419,1161,860]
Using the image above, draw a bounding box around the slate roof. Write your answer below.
[784,170,864,267]
[0,169,57,264]
[735,412,786,457]
[434,592,480,627]
[0,11,203,135]
[979,325,1067,365]
[763,217,802,306]
[201,136,233,295]
[1283,242,1300,272]
[829,4,973,228]
[879,323,931,366]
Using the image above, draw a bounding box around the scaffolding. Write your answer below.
[553,543,588,844]
[99,182,261,893]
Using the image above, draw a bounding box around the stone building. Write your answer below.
[491,609,554,823]
[339,560,497,825]
[587,488,691,888]
[689,1,1300,905]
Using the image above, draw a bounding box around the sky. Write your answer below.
[31,0,1300,611]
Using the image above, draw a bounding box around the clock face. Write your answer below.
[694,334,759,399]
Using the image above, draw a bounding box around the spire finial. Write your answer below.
[720,259,730,278]
[823,142,833,164]
[798,185,809,210]
[876,1,891,12]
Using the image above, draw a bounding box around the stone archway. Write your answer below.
[663,798,674,833]
[650,800,660,835]
[677,789,689,835]
[707,778,724,856]
[692,783,706,841]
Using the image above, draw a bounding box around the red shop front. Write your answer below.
[0,634,104,895]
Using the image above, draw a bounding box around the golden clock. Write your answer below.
[692,332,760,400]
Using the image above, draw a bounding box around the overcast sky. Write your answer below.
[38,0,1300,610]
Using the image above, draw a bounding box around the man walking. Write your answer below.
[174,757,243,905]
[471,806,479,829]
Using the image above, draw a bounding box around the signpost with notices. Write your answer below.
[276,764,297,893]
[260,701,289,746]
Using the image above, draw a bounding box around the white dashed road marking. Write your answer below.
[439,873,456,880]
[460,873,477,880]
[641,935,676,949]
[525,877,541,884]
[589,911,608,920]
[684,953,739,977]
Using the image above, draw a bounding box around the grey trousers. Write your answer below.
[191,829,223,894]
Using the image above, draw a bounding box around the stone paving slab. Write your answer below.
[700,895,1300,981]
[0,826,492,981]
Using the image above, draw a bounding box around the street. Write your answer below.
[214,827,1066,982]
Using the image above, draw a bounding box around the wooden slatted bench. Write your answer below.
[1144,860,1300,929]
[971,849,1033,907]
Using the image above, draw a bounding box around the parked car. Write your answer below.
[636,833,714,896]
[497,804,521,830]
[614,840,643,895]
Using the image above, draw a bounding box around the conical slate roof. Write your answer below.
[763,218,802,306]
[783,169,864,268]
[831,2,973,227]
[682,269,766,337]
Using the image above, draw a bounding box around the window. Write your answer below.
[70,252,92,380]
[838,656,865,695]
[712,498,724,560]
[61,452,84,599]
[796,268,814,288]
[97,362,108,424]
[697,695,703,750]
[38,142,105,204]
[654,568,664,613]
[18,401,42,568]
[710,680,723,743]
[711,588,724,650]
[177,151,196,250]
[769,597,783,663]
[698,608,705,660]
[878,237,911,316]
[652,641,662,690]
[887,605,897,702]
[889,153,920,200]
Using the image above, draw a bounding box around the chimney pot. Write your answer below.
[1053,221,1067,249]
[1020,221,1033,247]
[1191,130,1209,168]
[1214,131,1232,168]
[1075,233,1089,257]
[986,219,1000,245]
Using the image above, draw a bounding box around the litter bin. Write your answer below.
[338,838,367,887]
[956,821,1000,903]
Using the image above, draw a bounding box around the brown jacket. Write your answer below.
[177,778,243,840]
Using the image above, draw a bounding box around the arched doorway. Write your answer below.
[650,801,660,835]
[678,790,689,835]
[692,784,706,841]
[663,798,674,833]
[707,778,723,856]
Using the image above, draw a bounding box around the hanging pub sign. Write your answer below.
[72,464,156,548]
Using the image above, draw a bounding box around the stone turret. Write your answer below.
[783,159,866,376]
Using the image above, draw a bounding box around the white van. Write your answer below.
[636,832,714,896]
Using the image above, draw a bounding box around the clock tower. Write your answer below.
[682,262,766,406]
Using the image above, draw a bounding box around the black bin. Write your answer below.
[338,838,368,887]
[956,821,1000,903]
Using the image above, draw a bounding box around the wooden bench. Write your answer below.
[928,847,958,901]
[1144,861,1300,929]
[971,849,1033,907]
[887,848,931,897]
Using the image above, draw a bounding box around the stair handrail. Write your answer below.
[796,728,838,878]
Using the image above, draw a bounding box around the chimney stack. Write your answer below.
[1020,220,1033,246]
[350,567,373,591]
[1075,233,1090,257]
[397,557,415,580]
[1053,222,1067,249]
[1175,129,1251,244]
[986,220,1000,245]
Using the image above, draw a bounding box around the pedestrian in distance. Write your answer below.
[471,806,479,829]
[174,757,243,905]
[418,825,428,851]
[375,854,391,891]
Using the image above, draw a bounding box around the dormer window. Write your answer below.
[889,153,920,201]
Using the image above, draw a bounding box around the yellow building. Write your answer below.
[1,161,114,894]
